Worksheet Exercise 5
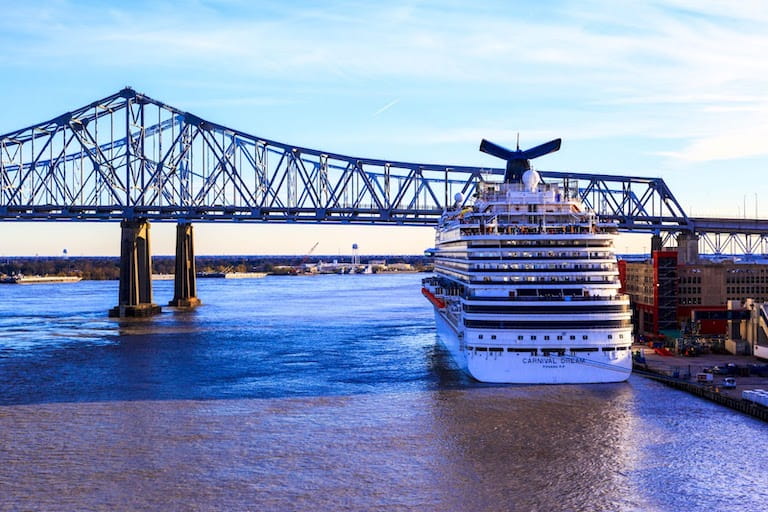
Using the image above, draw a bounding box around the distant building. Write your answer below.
[620,235,768,338]
[739,299,768,360]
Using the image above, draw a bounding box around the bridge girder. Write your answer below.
[1,88,765,254]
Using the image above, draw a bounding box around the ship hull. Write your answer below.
[433,309,631,384]
[0,276,82,284]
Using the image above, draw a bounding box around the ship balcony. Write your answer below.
[457,225,618,237]
[462,311,631,322]
[466,264,618,272]
[463,255,618,264]
[467,276,620,285]
[462,294,630,304]
[432,270,623,286]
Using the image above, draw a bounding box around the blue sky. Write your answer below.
[0,0,766,256]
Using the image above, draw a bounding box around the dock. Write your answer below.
[632,346,768,422]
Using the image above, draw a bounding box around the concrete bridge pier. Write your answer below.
[168,221,201,308]
[108,219,162,318]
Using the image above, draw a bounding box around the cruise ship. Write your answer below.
[422,138,632,383]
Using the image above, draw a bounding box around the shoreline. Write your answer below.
[632,345,768,422]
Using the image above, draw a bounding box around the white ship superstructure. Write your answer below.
[422,138,632,383]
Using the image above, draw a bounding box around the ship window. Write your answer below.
[557,335,563,341]
[531,335,537,340]
[570,335,576,340]
[489,347,503,352]
[476,347,488,352]
[479,334,484,339]
[544,335,550,340]
[608,334,613,340]
[603,347,615,351]
[491,335,497,340]
[466,346,474,351]
[582,335,588,340]
[517,335,524,340]
[619,334,624,339]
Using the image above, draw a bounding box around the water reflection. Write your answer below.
[426,385,646,511]
[1,276,767,511]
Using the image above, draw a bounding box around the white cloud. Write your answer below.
[661,126,768,161]
[1,1,767,161]
[372,99,400,117]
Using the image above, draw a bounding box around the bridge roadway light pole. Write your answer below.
[168,221,201,308]
[108,218,162,318]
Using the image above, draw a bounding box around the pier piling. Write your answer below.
[169,222,201,308]
[109,219,162,317]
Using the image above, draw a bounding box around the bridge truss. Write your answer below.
[1,88,766,254]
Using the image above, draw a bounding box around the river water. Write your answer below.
[0,273,766,511]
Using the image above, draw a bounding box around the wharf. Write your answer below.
[632,346,768,422]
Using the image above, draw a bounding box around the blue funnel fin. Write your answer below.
[479,139,521,160]
[479,137,561,183]
[522,138,561,160]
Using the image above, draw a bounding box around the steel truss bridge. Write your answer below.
[1,87,766,255]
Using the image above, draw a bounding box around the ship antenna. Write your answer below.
[516,133,520,151]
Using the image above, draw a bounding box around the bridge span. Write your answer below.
[2,88,766,315]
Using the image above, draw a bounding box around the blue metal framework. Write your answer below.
[1,88,766,254]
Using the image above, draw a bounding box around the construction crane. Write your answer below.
[296,242,320,273]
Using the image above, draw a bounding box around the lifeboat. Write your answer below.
[421,287,446,309]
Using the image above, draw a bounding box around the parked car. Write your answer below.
[711,363,737,375]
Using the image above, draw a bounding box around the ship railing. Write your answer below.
[469,277,619,285]
[476,180,577,194]
[457,224,618,236]
[477,187,581,203]
[463,294,628,302]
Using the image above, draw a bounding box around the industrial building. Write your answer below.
[619,234,768,358]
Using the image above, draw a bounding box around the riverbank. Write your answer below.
[632,345,768,422]
[0,255,432,281]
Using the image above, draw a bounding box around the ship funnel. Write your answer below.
[479,138,561,183]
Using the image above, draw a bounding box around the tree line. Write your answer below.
[0,255,432,280]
